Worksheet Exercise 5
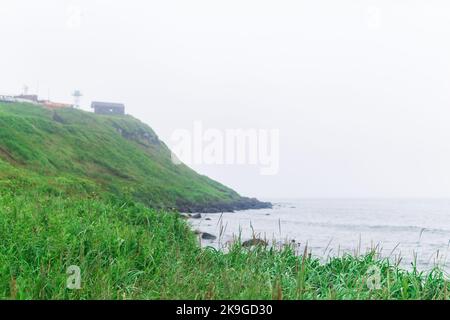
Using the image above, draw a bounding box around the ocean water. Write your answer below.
[189,199,450,273]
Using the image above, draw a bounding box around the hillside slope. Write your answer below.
[0,102,446,301]
[0,102,270,212]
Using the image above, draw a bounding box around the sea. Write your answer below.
[189,199,450,273]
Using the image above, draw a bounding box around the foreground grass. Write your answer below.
[0,191,448,300]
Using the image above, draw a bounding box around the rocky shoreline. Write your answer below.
[177,197,272,213]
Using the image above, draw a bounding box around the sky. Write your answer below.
[1,0,450,199]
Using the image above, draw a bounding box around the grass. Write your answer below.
[0,189,448,300]
[0,102,241,210]
[0,102,449,300]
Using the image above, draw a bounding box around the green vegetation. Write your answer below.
[0,102,448,300]
[0,102,242,211]
[0,189,448,299]
[0,189,448,300]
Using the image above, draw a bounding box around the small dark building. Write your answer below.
[91,101,125,115]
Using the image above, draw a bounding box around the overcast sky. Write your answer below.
[1,1,450,199]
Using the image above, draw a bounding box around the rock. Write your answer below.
[52,112,66,124]
[176,197,272,213]
[242,238,268,247]
[190,213,202,219]
[194,230,202,235]
[201,232,217,240]
[205,217,212,221]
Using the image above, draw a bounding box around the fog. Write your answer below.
[1,0,450,199]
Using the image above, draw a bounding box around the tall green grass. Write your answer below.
[0,190,448,300]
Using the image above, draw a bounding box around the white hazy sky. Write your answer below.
[1,0,450,199]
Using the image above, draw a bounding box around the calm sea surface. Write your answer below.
[189,199,450,273]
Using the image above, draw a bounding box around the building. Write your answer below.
[14,94,39,103]
[4,92,73,109]
[42,101,73,110]
[0,95,15,103]
[72,90,82,109]
[91,101,125,115]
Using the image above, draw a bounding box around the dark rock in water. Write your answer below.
[205,217,212,221]
[242,239,268,247]
[190,213,202,219]
[201,232,217,240]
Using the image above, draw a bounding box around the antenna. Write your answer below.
[72,90,82,108]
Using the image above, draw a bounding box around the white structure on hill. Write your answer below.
[72,90,82,109]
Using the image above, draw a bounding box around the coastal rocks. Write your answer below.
[201,232,217,240]
[242,238,268,247]
[178,212,203,219]
[176,197,273,214]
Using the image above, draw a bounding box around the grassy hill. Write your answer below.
[0,101,447,300]
[0,102,269,212]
